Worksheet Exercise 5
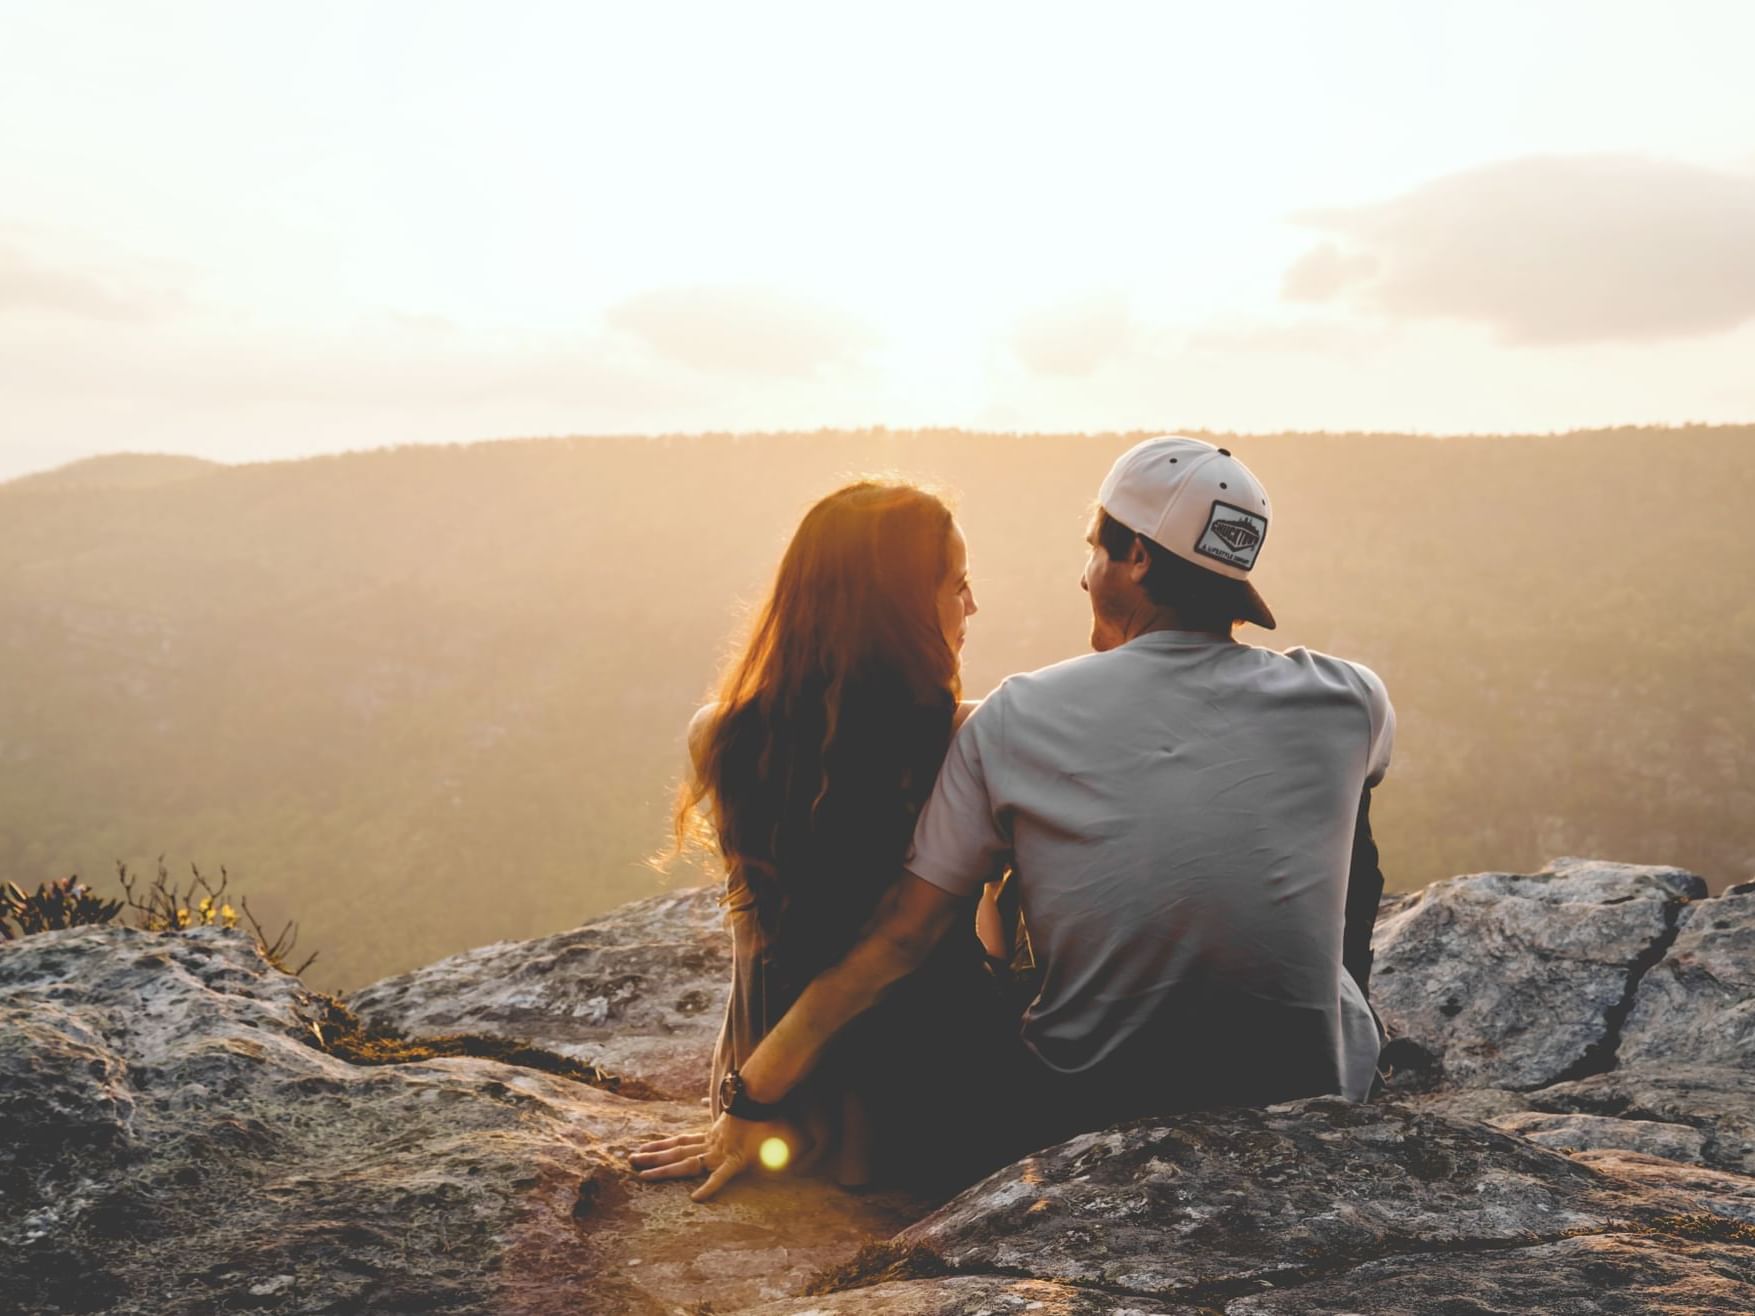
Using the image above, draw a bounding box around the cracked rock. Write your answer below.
[1570,1149,1755,1225]
[1620,896,1755,1071]
[1528,1067,1755,1176]
[896,1097,1698,1300]
[1221,1231,1755,1314]
[347,884,729,1100]
[0,923,919,1316]
[1371,858,1706,1092]
[737,1276,1182,1313]
[1489,1112,1709,1163]
[11,855,1755,1315]
[1420,1066,1755,1178]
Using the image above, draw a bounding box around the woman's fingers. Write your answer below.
[629,1138,709,1171]
[691,1155,743,1202]
[629,1116,787,1199]
[637,1152,713,1183]
[629,1147,697,1170]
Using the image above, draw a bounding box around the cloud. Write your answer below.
[1187,317,1387,357]
[0,240,178,323]
[1009,291,1134,376]
[0,319,685,416]
[604,285,876,376]
[1281,155,1755,345]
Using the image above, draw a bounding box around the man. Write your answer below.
[634,436,1393,1200]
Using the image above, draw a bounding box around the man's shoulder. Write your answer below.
[955,650,1124,742]
[1262,645,1392,713]
[1264,643,1382,680]
[982,648,1127,707]
[967,642,1391,725]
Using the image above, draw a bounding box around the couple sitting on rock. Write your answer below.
[632,437,1394,1201]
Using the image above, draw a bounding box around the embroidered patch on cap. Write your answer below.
[1193,500,1268,571]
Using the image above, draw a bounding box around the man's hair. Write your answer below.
[1095,508,1248,630]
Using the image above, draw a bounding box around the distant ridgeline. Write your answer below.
[0,426,1747,992]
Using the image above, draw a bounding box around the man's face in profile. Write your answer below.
[1080,516,1131,653]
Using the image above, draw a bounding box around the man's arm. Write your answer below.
[635,694,1011,1199]
[1342,788,1384,996]
[740,873,961,1103]
[633,872,963,1201]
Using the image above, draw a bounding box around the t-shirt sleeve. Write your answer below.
[904,696,1011,898]
[1349,661,1395,788]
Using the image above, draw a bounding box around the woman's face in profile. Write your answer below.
[936,521,978,658]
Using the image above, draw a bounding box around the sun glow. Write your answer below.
[758,1137,791,1171]
[4,1,1755,476]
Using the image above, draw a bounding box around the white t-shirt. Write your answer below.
[905,629,1394,1099]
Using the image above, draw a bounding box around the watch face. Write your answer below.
[718,1070,740,1108]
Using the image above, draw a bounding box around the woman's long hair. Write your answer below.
[675,480,962,972]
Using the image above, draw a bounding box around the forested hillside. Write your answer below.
[2,426,1748,991]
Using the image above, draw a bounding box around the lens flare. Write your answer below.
[758,1137,791,1171]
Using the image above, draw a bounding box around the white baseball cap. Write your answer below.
[1097,435,1276,629]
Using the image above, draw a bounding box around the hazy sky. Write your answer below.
[4,1,1754,479]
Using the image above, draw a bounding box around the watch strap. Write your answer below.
[721,1069,785,1122]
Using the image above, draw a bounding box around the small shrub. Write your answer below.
[2,858,319,980]
[0,876,124,939]
[118,858,318,976]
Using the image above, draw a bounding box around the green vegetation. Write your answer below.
[0,426,1749,992]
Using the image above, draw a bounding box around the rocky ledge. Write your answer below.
[5,857,1755,1314]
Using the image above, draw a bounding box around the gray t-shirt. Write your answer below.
[905,629,1393,1097]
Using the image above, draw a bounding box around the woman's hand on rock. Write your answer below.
[629,1130,709,1182]
[629,1115,806,1202]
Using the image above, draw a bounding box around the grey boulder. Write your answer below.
[347,884,730,1101]
[0,923,917,1316]
[1620,893,1755,1071]
[1371,858,1706,1092]
[898,1097,1698,1300]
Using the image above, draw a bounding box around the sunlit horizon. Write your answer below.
[4,0,1754,482]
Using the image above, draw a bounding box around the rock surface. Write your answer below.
[1490,1111,1710,1162]
[1620,891,1755,1071]
[1219,1233,1755,1315]
[740,1277,1183,1313]
[1569,1150,1755,1225]
[1371,857,1707,1092]
[1527,1068,1755,1176]
[899,1098,1698,1300]
[10,855,1755,1315]
[0,924,918,1316]
[347,885,729,1101]
[1419,1067,1755,1178]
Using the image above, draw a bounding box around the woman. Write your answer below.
[644,479,1009,1191]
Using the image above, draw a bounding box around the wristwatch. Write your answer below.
[718,1068,786,1121]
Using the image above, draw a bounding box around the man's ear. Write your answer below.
[1124,535,1153,584]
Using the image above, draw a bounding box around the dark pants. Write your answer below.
[985,991,1345,1167]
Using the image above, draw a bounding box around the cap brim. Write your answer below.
[1239,579,1276,630]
